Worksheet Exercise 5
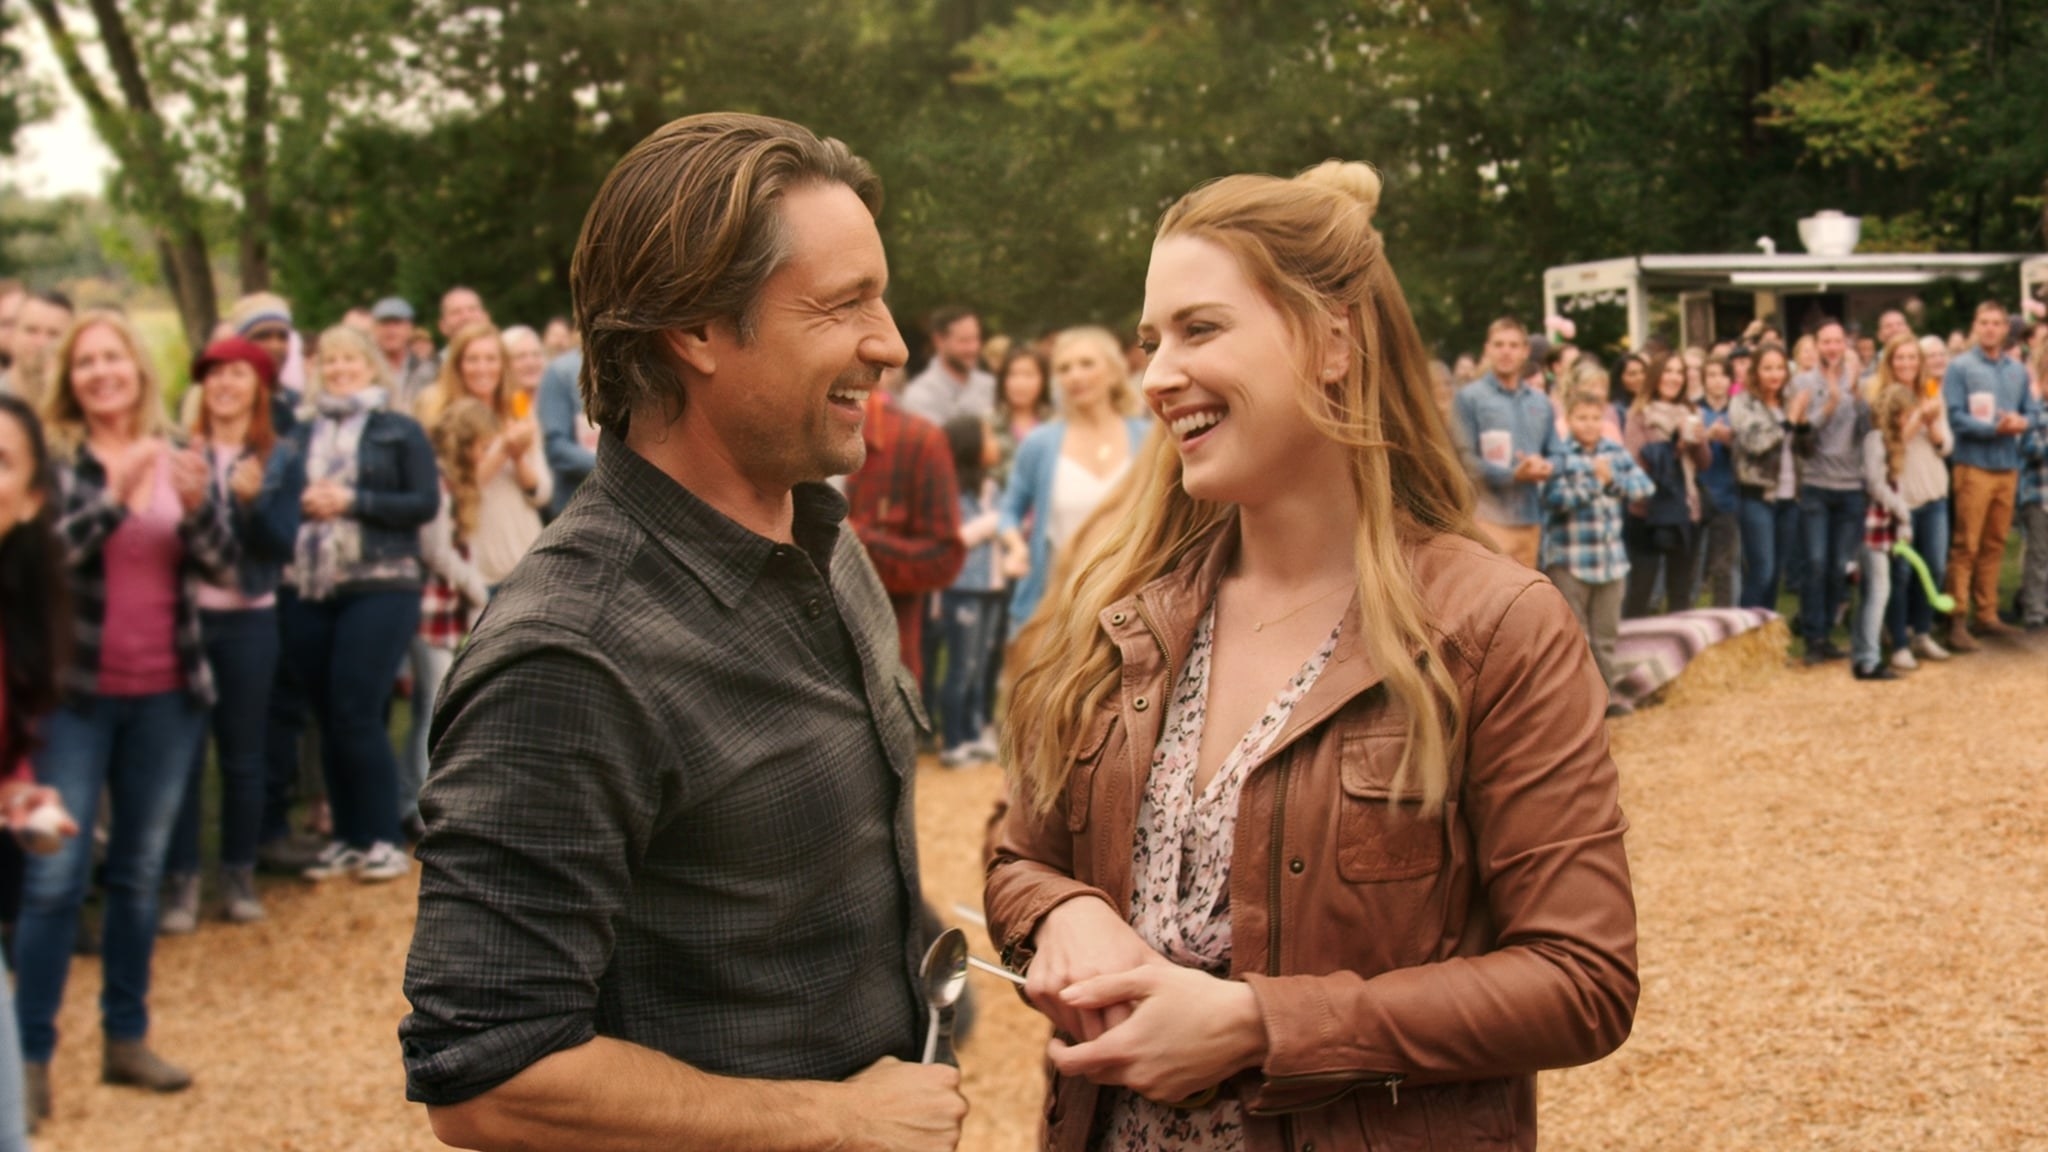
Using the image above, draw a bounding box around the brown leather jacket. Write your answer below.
[984,526,1638,1151]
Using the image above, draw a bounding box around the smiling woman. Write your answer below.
[987,162,1639,1152]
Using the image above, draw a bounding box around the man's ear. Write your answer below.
[665,326,717,378]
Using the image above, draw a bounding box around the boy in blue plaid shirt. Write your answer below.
[1543,387,1655,715]
[2016,406,2048,628]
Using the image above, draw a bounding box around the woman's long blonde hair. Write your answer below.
[1873,383,1916,485]
[1006,160,1479,817]
[417,322,508,431]
[38,310,172,455]
[431,398,498,545]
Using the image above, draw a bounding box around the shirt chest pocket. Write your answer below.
[1335,731,1446,882]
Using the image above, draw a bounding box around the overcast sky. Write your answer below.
[1,17,118,198]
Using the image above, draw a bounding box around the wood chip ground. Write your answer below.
[30,630,2048,1150]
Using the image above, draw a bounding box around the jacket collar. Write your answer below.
[1100,518,1420,753]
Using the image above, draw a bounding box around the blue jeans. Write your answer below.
[1737,495,1804,610]
[403,638,455,825]
[0,959,24,1151]
[262,589,310,843]
[283,589,420,849]
[168,608,279,874]
[1798,485,1867,645]
[934,591,1003,750]
[1888,500,1951,645]
[16,692,207,1062]
[1853,548,1893,670]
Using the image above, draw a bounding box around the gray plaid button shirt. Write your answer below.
[401,433,928,1106]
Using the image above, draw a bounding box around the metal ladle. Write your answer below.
[918,927,969,1065]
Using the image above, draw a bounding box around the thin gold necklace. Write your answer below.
[1245,581,1353,632]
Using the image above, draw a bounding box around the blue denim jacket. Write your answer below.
[219,441,308,599]
[291,409,440,561]
[1453,372,1560,526]
[537,350,593,517]
[1944,347,2038,472]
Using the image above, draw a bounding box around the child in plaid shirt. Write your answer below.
[1543,388,1654,715]
[2017,401,2048,629]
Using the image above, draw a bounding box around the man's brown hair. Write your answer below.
[570,112,882,437]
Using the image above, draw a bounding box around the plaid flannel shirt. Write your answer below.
[843,393,964,596]
[1540,438,1654,584]
[53,443,240,707]
[2021,410,2048,508]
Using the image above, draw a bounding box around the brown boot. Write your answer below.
[23,1060,49,1130]
[1947,618,1981,653]
[1974,616,2021,638]
[102,1038,192,1093]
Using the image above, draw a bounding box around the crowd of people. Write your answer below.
[1446,303,2048,708]
[0,136,2040,1148]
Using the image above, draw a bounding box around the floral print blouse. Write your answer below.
[1098,603,1341,1152]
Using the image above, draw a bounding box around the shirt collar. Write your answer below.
[593,432,848,610]
[1481,370,1526,397]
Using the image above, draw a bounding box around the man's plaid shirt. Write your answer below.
[1540,437,1654,584]
[53,441,240,707]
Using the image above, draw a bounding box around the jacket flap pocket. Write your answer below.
[894,668,931,734]
[1338,730,1408,799]
[1064,708,1119,832]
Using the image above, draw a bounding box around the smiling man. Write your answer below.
[400,113,967,1152]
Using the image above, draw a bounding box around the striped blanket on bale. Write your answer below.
[1612,607,1784,710]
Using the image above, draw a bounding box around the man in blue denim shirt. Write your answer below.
[1942,300,2037,647]
[1453,316,1558,567]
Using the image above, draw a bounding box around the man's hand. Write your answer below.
[1511,454,1553,483]
[1995,411,2030,436]
[1047,966,1268,1104]
[1026,896,1169,1043]
[1592,455,1614,486]
[835,1057,967,1152]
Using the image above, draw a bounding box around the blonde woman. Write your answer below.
[996,325,1149,635]
[985,163,1635,1152]
[283,325,438,884]
[414,323,549,585]
[21,312,238,1116]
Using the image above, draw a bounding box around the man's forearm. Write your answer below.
[428,1036,848,1152]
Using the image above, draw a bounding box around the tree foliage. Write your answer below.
[26,0,2048,354]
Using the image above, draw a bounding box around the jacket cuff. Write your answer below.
[982,862,1113,974]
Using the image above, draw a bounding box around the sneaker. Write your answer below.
[220,865,265,924]
[158,873,200,936]
[1910,632,1951,661]
[938,746,989,770]
[356,841,411,883]
[968,736,1001,761]
[257,832,329,875]
[301,841,364,881]
[1888,647,1919,673]
[1852,663,1900,681]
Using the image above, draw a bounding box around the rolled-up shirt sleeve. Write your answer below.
[400,627,666,1106]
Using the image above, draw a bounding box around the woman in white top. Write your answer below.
[414,322,551,587]
[998,326,1152,635]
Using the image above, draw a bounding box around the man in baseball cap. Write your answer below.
[371,296,436,412]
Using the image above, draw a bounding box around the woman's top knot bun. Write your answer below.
[1298,160,1381,222]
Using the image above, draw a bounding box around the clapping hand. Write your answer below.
[168,448,211,513]
[1592,455,1614,486]
[1511,453,1553,483]
[301,480,353,521]
[1994,411,2030,436]
[229,456,265,504]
